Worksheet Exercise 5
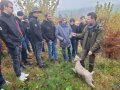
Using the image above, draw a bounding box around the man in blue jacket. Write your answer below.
[56,16,72,62]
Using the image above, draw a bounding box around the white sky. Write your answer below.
[11,0,120,11]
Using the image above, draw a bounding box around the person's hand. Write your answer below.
[71,32,76,37]
[88,51,93,55]
[49,40,52,45]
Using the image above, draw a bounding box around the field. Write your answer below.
[1,49,120,90]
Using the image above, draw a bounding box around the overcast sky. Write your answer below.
[11,0,120,11]
[58,0,120,10]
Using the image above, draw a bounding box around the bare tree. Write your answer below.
[16,0,59,15]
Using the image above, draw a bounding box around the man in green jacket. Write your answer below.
[72,12,103,72]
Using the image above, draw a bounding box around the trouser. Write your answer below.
[26,38,32,52]
[8,47,21,77]
[21,46,28,64]
[62,46,72,61]
[42,42,45,52]
[47,41,58,60]
[71,39,77,57]
[80,49,95,72]
[76,39,79,54]
[32,41,43,66]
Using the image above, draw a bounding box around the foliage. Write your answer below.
[96,2,120,60]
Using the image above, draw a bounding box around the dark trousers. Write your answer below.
[76,39,79,54]
[80,49,95,72]
[0,52,5,88]
[71,39,77,57]
[8,47,21,77]
[42,42,45,52]
[32,42,43,66]
[26,38,31,52]
[21,46,28,64]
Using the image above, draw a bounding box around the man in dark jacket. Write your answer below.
[0,2,5,88]
[70,18,77,58]
[76,16,87,53]
[41,12,58,61]
[29,7,46,68]
[72,12,103,72]
[22,16,32,53]
[16,11,31,65]
[0,0,29,82]
[79,16,87,33]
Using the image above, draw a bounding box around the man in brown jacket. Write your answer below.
[72,12,103,72]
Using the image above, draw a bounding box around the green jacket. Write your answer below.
[76,23,104,53]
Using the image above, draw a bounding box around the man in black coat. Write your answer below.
[41,12,58,61]
[76,16,87,53]
[22,16,32,53]
[29,7,46,68]
[16,11,31,65]
[0,0,29,82]
[70,18,77,58]
[0,2,6,89]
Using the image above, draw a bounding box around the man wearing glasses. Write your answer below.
[0,0,29,84]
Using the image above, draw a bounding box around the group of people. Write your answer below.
[0,0,103,89]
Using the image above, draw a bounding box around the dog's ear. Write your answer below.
[74,55,81,61]
[74,55,80,61]
[75,55,80,59]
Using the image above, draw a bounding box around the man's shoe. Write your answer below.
[24,62,32,65]
[21,72,29,77]
[39,64,47,68]
[19,74,27,82]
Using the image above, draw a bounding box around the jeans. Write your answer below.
[47,40,58,60]
[21,38,28,64]
[8,47,21,77]
[62,46,72,61]
[33,42,43,66]
[25,38,31,52]
[71,39,77,57]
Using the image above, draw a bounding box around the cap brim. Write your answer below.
[31,10,42,13]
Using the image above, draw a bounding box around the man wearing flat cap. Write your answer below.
[29,7,46,68]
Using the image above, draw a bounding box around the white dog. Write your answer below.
[72,55,95,88]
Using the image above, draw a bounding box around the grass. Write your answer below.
[1,50,120,90]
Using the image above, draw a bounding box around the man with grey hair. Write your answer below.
[0,0,29,83]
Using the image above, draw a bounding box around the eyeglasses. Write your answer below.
[8,6,13,9]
